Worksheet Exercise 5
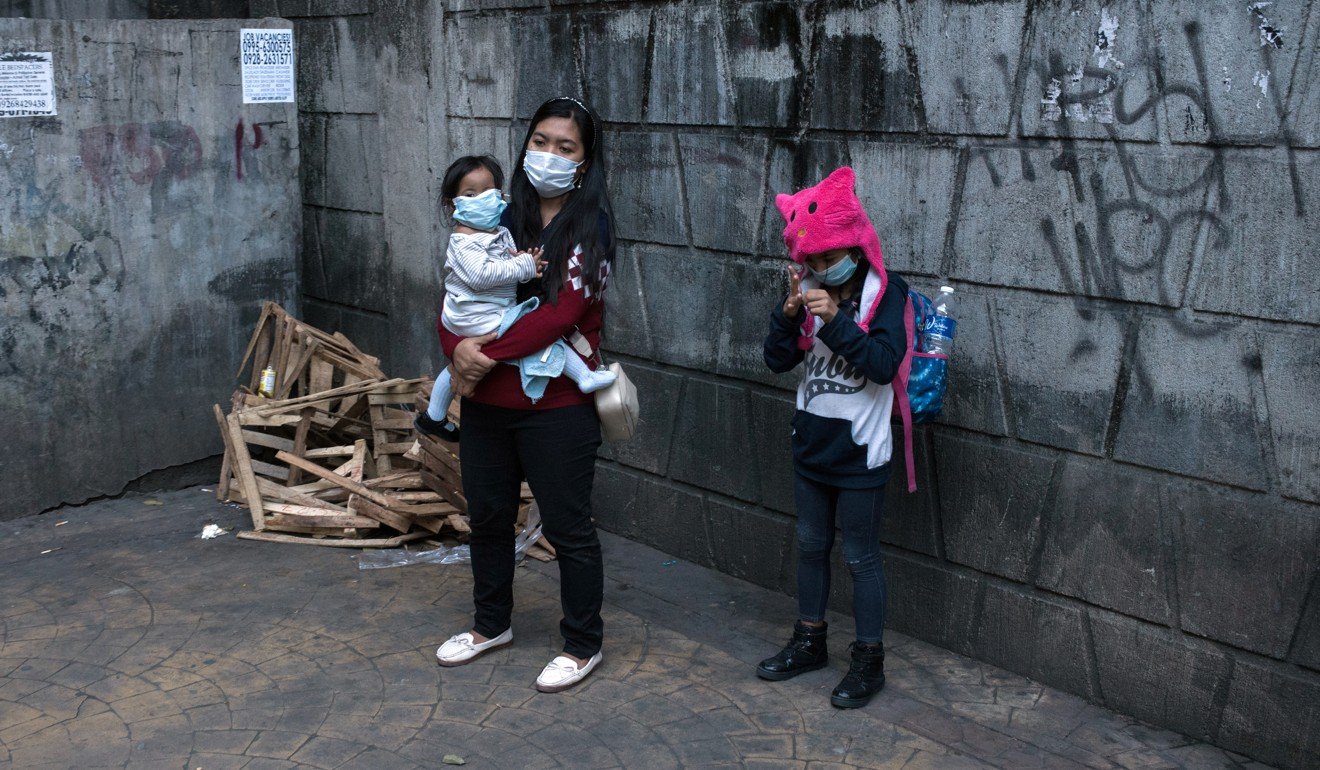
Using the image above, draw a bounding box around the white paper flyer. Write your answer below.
[240,29,295,104]
[0,52,56,118]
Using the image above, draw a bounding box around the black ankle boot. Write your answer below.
[415,413,460,442]
[830,641,885,708]
[756,621,828,681]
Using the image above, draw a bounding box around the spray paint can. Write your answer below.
[258,366,277,397]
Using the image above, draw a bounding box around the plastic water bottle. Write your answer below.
[924,286,957,355]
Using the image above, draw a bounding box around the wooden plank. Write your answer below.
[349,440,369,482]
[368,393,421,405]
[275,450,408,510]
[269,316,291,396]
[250,378,401,416]
[235,412,304,428]
[420,469,467,512]
[238,302,274,383]
[226,412,266,529]
[227,480,247,504]
[363,471,424,489]
[265,504,381,529]
[421,439,462,471]
[348,494,414,534]
[302,445,357,459]
[286,407,315,486]
[291,321,364,357]
[370,377,430,394]
[390,490,443,502]
[287,478,338,494]
[315,349,386,381]
[249,459,290,481]
[327,395,372,430]
[371,415,416,431]
[213,404,235,502]
[420,449,463,494]
[413,516,445,534]
[448,513,471,534]
[309,356,334,394]
[369,404,394,474]
[262,521,356,536]
[237,530,429,548]
[217,448,232,502]
[255,476,351,513]
[395,501,460,516]
[240,429,297,453]
[298,336,312,398]
[278,337,317,399]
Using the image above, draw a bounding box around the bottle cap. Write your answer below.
[940,285,954,293]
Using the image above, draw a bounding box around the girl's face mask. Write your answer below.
[452,188,507,230]
[809,254,859,286]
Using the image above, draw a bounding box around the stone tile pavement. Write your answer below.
[0,486,1270,769]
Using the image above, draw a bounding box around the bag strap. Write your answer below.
[568,329,604,366]
[894,293,918,494]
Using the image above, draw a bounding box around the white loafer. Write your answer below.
[436,628,512,667]
[535,652,602,693]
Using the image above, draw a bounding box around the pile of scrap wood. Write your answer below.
[211,302,553,560]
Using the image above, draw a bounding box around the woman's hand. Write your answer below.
[450,332,498,396]
[803,289,839,323]
[783,265,804,318]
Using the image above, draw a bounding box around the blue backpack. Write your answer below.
[892,288,949,492]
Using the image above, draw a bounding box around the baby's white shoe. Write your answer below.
[436,628,512,667]
[535,652,602,693]
[578,369,618,394]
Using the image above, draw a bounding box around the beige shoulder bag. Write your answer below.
[569,331,639,442]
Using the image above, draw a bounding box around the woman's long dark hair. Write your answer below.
[509,97,615,304]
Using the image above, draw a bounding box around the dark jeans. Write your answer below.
[794,473,888,644]
[460,399,604,658]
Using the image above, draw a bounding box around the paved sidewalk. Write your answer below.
[0,487,1267,769]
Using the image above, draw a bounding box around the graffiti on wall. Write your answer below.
[78,121,203,190]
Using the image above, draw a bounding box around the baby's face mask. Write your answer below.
[452,188,507,230]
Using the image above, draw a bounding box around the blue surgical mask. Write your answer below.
[452,188,508,230]
[810,255,859,286]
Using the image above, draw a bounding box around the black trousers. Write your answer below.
[460,399,605,658]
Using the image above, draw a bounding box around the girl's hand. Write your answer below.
[451,333,498,396]
[783,265,805,317]
[803,289,838,323]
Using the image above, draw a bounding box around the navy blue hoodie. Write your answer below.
[764,268,909,489]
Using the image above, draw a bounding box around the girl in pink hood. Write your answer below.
[759,166,909,709]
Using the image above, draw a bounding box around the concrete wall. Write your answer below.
[246,0,444,378]
[0,18,300,518]
[0,1,249,17]
[0,1,150,17]
[255,0,1318,766]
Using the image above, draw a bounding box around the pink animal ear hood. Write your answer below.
[774,166,888,350]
